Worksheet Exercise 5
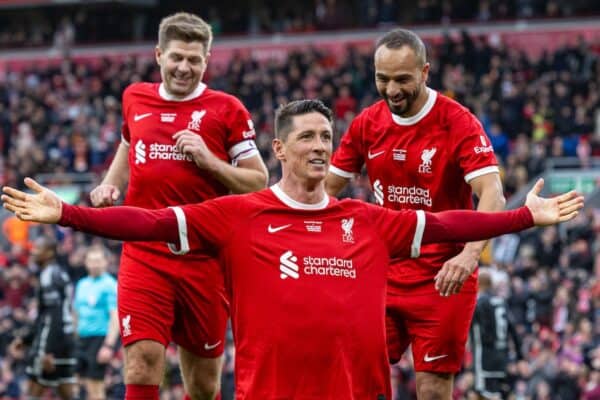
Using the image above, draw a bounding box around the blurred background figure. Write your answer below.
[470,268,523,399]
[73,245,118,400]
[10,235,77,399]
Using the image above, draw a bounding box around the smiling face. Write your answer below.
[273,112,333,185]
[156,39,208,98]
[374,45,429,117]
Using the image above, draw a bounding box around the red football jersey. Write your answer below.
[330,89,499,291]
[169,187,425,399]
[120,82,258,261]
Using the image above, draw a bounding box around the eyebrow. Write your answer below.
[375,72,412,79]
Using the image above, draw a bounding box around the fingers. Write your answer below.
[1,194,28,209]
[559,199,584,216]
[2,186,27,201]
[555,190,579,203]
[559,211,579,222]
[90,186,120,207]
[530,178,544,196]
[172,129,196,140]
[435,261,471,296]
[24,177,45,193]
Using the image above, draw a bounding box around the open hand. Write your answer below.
[2,178,62,223]
[525,178,584,226]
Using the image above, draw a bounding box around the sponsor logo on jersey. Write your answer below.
[373,179,384,206]
[122,314,132,337]
[279,250,299,279]
[160,113,177,123]
[387,185,432,207]
[304,220,322,232]
[279,251,356,280]
[188,109,206,131]
[418,147,436,174]
[341,218,354,243]
[136,142,194,163]
[474,135,494,154]
[393,149,407,161]
[135,140,146,165]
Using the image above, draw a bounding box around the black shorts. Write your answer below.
[26,351,77,387]
[474,376,510,399]
[77,336,109,380]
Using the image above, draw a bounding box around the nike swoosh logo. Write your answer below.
[424,354,448,362]
[368,150,385,159]
[134,113,152,122]
[204,341,221,350]
[268,224,292,233]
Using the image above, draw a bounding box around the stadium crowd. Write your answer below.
[0,26,599,399]
[2,0,600,49]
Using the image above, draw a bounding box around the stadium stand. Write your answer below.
[0,2,599,399]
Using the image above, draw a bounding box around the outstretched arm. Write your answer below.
[432,178,583,295]
[2,178,178,243]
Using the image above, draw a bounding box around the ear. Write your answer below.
[421,62,430,82]
[272,138,285,161]
[155,46,162,66]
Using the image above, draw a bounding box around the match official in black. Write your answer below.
[470,269,523,400]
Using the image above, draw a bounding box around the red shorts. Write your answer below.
[386,286,476,373]
[117,250,229,358]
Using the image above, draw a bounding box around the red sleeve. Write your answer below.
[173,195,240,253]
[59,203,178,243]
[330,114,365,178]
[224,96,258,161]
[451,110,499,183]
[365,203,419,258]
[120,85,132,145]
[422,207,534,244]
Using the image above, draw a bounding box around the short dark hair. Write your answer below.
[274,100,333,141]
[375,28,427,67]
[34,235,57,255]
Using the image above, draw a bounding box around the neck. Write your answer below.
[277,176,326,205]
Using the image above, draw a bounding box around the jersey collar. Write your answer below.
[391,87,437,126]
[270,184,330,210]
[158,82,207,102]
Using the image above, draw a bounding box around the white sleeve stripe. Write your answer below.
[233,148,260,162]
[121,134,130,146]
[228,140,257,159]
[329,165,355,179]
[464,166,500,183]
[411,210,426,258]
[167,207,190,255]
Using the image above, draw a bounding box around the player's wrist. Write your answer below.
[463,244,483,261]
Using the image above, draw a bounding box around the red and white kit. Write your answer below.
[330,88,499,372]
[60,186,533,399]
[118,82,258,356]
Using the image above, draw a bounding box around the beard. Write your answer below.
[382,86,421,116]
